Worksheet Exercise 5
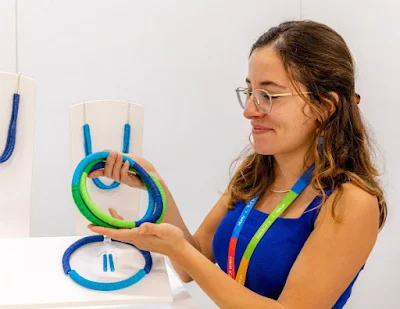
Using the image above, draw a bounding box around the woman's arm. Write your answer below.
[160,180,229,282]
[169,183,379,309]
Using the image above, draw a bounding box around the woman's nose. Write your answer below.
[243,96,264,119]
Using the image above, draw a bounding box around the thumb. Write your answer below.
[109,208,124,220]
[138,222,162,237]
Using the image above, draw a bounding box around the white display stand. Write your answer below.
[44,264,198,309]
[0,72,36,238]
[69,100,144,236]
[0,236,176,308]
[59,263,200,309]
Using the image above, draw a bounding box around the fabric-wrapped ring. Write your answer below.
[71,151,166,228]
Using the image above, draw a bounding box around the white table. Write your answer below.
[0,236,198,309]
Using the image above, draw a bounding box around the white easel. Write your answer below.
[0,72,36,238]
[69,100,144,236]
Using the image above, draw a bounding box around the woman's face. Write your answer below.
[243,45,318,156]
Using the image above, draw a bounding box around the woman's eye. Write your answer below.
[263,94,278,100]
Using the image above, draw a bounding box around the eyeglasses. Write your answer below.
[235,87,311,114]
[236,87,361,113]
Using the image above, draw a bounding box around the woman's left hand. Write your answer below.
[88,208,186,258]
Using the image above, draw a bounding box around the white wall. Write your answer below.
[302,1,400,308]
[0,0,397,308]
[0,0,16,72]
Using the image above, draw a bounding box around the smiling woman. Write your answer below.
[89,20,386,309]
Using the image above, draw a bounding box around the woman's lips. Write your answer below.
[252,126,272,134]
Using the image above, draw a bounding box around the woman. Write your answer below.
[89,20,386,309]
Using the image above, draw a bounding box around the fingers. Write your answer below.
[88,222,159,239]
[104,151,117,179]
[88,224,133,241]
[88,150,158,189]
[109,208,124,220]
[112,152,123,181]
[88,170,104,178]
[121,160,146,189]
[120,160,131,184]
[96,150,124,182]
[103,151,134,184]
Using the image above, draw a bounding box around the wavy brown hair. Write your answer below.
[227,20,387,229]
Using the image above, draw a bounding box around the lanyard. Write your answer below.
[227,164,314,285]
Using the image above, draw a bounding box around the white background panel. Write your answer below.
[0,0,16,72]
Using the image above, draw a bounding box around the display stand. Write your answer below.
[0,72,36,238]
[69,100,144,236]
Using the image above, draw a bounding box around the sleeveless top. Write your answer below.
[212,190,363,308]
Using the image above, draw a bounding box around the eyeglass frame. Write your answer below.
[236,87,361,114]
[235,87,312,114]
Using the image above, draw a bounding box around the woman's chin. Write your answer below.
[253,144,275,156]
[252,133,277,154]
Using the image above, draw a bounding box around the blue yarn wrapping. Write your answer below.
[123,124,131,153]
[62,235,152,291]
[83,123,131,190]
[128,161,163,225]
[103,254,108,272]
[62,235,104,274]
[72,151,164,227]
[0,94,20,163]
[69,269,146,291]
[142,250,153,274]
[109,254,115,272]
[83,124,92,155]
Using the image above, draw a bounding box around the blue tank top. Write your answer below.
[212,190,363,308]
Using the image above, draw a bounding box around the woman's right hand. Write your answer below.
[87,150,162,190]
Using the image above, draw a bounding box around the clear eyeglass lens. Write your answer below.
[236,88,272,114]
